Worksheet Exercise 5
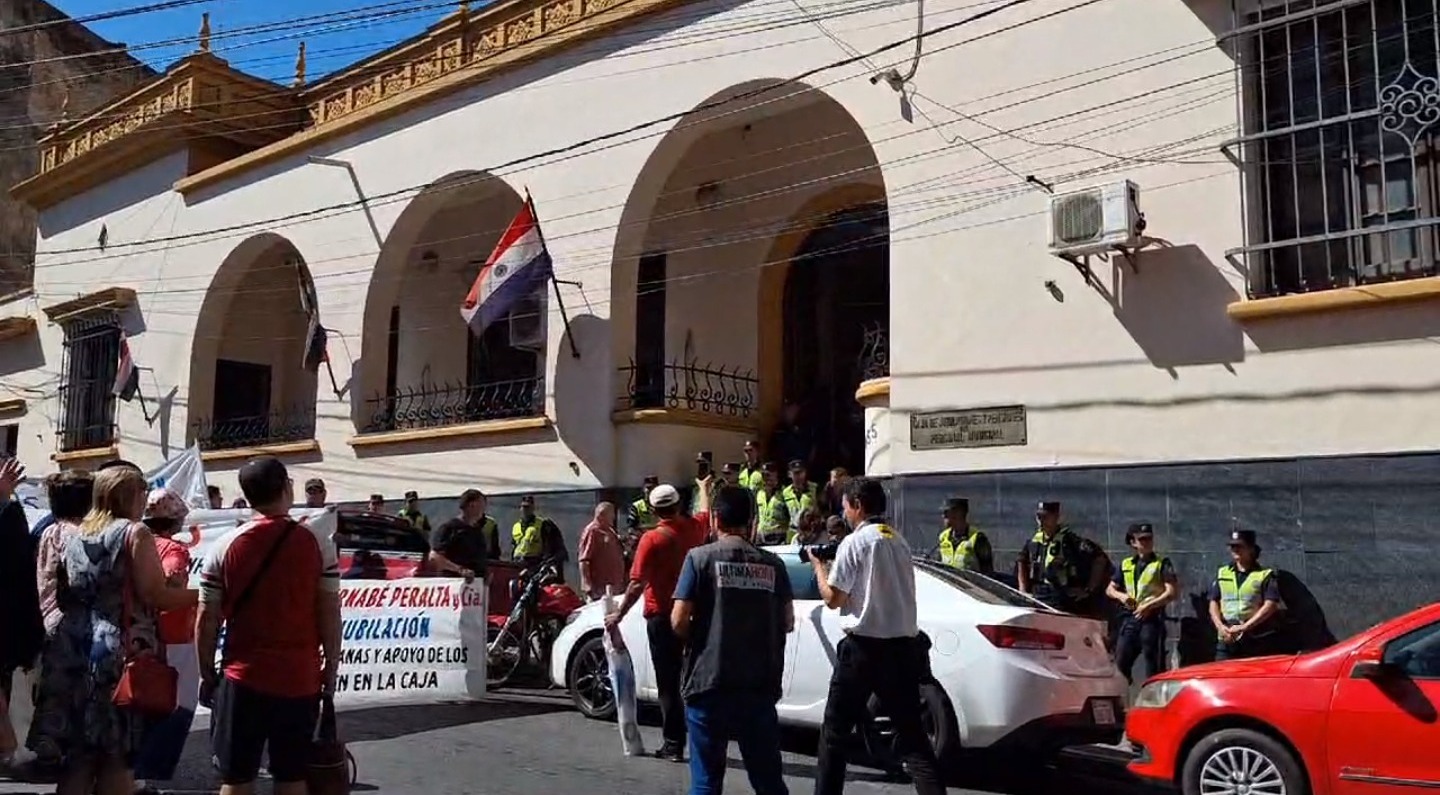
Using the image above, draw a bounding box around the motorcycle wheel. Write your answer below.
[487,624,524,689]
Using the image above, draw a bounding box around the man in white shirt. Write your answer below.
[809,477,946,795]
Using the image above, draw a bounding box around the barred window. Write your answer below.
[1231,0,1440,298]
[57,315,120,452]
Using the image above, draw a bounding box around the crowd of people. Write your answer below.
[0,454,341,795]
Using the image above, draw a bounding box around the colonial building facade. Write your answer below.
[4,0,1436,633]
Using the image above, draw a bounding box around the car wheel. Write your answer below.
[1181,728,1307,795]
[567,634,616,721]
[861,682,960,773]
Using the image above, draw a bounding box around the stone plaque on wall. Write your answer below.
[909,406,1028,451]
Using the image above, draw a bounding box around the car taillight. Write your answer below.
[976,624,1067,651]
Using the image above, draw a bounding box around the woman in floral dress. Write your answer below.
[28,465,196,795]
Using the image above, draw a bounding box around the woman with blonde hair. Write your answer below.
[28,465,197,795]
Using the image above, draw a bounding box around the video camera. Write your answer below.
[799,541,841,564]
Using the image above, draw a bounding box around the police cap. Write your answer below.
[943,498,969,513]
[1037,501,1061,514]
[1128,522,1154,537]
[404,490,419,501]
[1229,529,1258,547]
[642,475,659,487]
[788,459,806,472]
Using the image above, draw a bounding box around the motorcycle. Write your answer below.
[486,558,583,689]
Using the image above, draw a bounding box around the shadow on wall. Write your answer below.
[1243,299,1440,352]
[552,313,611,485]
[38,151,181,235]
[0,332,44,377]
[1108,244,1245,370]
[349,423,559,460]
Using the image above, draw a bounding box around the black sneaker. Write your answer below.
[653,742,685,763]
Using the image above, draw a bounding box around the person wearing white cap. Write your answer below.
[606,482,711,762]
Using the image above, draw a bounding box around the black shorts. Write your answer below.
[211,678,319,784]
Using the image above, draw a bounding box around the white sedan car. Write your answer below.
[550,547,1127,761]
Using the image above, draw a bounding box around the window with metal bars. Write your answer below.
[1229,0,1440,298]
[56,315,120,452]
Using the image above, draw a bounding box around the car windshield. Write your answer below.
[913,559,1057,611]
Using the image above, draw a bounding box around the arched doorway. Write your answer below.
[189,233,318,450]
[610,79,888,471]
[358,171,545,433]
[782,202,889,476]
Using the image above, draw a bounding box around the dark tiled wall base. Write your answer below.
[890,453,1440,639]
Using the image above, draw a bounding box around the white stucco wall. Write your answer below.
[5,0,1436,500]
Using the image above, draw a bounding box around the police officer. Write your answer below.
[1106,523,1177,683]
[1016,501,1109,618]
[399,490,431,533]
[628,476,661,536]
[738,440,764,493]
[1208,529,1283,660]
[936,498,993,575]
[782,460,819,541]
[512,494,558,567]
[754,463,790,545]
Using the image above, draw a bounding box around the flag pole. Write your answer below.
[527,190,581,360]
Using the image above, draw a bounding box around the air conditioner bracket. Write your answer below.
[1056,253,1099,289]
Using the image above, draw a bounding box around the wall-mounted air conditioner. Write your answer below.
[1048,180,1142,258]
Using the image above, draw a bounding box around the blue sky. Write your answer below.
[51,0,461,83]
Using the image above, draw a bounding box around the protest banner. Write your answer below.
[16,445,211,528]
[178,507,488,707]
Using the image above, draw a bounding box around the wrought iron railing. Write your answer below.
[191,406,318,451]
[1227,0,1440,298]
[56,316,119,452]
[616,359,757,417]
[362,377,545,433]
[858,322,889,382]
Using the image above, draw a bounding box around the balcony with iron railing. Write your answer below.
[361,377,546,434]
[191,405,318,452]
[616,359,759,419]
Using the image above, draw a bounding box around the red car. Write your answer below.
[1126,602,1440,795]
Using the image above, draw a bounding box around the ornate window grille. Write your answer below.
[56,314,120,452]
[1225,0,1440,298]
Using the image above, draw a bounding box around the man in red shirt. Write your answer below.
[197,457,342,795]
[606,482,710,762]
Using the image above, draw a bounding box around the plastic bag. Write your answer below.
[601,587,644,757]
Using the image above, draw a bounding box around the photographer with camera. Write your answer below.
[807,478,946,795]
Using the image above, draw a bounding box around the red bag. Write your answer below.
[157,605,196,645]
[112,534,179,718]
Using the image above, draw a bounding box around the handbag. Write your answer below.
[113,524,179,717]
[306,696,354,795]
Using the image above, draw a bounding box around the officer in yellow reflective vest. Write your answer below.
[1208,529,1283,661]
[781,460,819,542]
[1105,523,1178,682]
[627,475,661,535]
[512,494,560,569]
[753,463,790,545]
[737,440,764,493]
[1016,501,1110,618]
[936,498,993,575]
[399,490,432,534]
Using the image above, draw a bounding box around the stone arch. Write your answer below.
[356,171,543,433]
[189,232,318,450]
[610,79,888,451]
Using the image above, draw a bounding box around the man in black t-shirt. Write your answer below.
[672,485,793,795]
[427,489,499,580]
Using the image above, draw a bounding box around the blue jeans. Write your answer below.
[685,690,788,795]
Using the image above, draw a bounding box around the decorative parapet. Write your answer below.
[176,0,684,194]
[13,52,302,209]
[302,0,631,129]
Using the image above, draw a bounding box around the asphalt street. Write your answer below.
[1,688,1157,795]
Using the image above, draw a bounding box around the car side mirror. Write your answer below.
[1350,660,1399,680]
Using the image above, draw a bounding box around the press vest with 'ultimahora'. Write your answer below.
[1122,555,1169,601]
[939,526,985,571]
[1216,565,1274,624]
